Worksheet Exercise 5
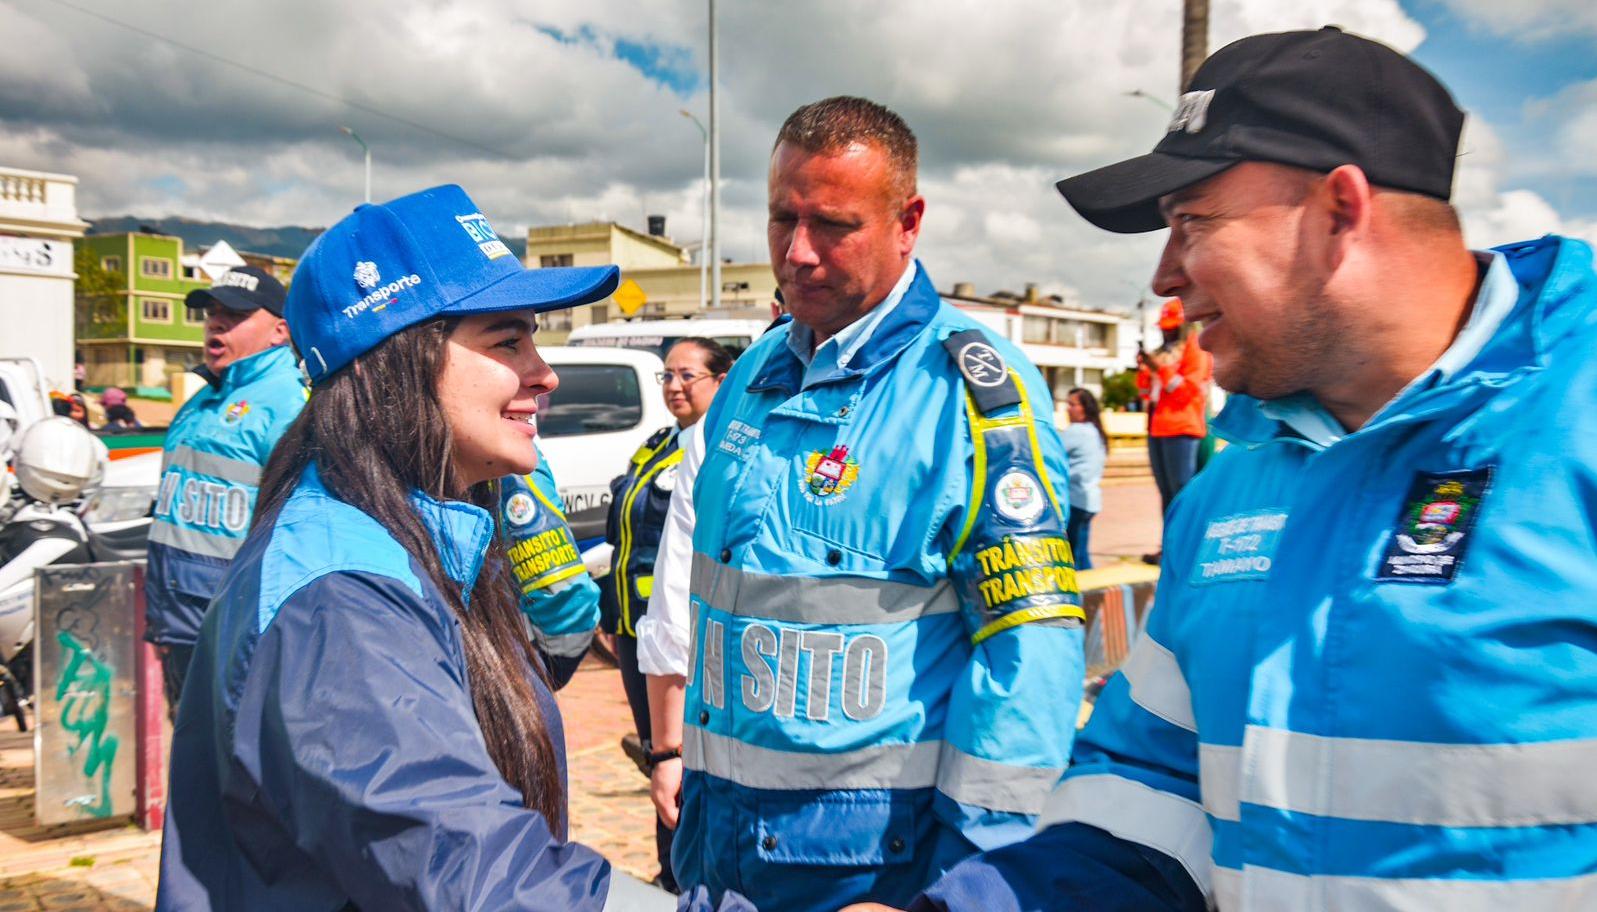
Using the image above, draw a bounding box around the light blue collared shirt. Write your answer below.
[1262,251,1518,447]
[786,260,918,387]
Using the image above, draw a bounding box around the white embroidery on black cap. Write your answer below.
[1168,90,1215,134]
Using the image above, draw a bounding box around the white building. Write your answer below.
[944,282,1139,405]
[0,166,89,392]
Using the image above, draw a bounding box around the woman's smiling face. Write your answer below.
[437,310,556,488]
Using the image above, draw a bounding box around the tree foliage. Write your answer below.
[74,245,126,340]
[1101,369,1141,412]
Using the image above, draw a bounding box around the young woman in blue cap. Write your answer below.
[157,185,668,911]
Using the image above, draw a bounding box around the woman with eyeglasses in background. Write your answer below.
[600,336,732,891]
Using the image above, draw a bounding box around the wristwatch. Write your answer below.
[645,745,682,767]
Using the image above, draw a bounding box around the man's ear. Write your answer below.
[898,194,926,257]
[270,316,291,347]
[1321,165,1373,239]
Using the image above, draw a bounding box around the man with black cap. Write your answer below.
[145,266,305,714]
[854,26,1597,912]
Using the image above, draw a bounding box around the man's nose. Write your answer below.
[1151,234,1187,299]
[785,222,821,268]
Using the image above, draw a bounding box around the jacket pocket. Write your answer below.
[755,791,917,867]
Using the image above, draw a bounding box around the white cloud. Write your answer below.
[1435,0,1597,40]
[0,0,1587,307]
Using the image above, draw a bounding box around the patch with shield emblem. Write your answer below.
[1376,468,1492,583]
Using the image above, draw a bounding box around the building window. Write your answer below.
[101,256,123,274]
[1022,315,1054,345]
[540,310,573,331]
[182,265,199,279]
[184,304,207,324]
[540,254,574,268]
[590,305,610,324]
[140,256,173,279]
[141,298,172,322]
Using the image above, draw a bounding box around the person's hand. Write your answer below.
[651,755,683,829]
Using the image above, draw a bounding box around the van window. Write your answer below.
[569,334,754,361]
[538,365,643,437]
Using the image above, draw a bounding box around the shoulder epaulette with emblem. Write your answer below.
[943,328,1022,415]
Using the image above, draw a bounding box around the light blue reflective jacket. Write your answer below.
[499,446,601,687]
[919,236,1597,912]
[677,264,1086,912]
[145,345,306,645]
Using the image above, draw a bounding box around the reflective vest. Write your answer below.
[145,345,305,646]
[676,263,1086,912]
[604,425,684,636]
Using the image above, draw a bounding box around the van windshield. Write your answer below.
[569,334,753,361]
[538,365,643,437]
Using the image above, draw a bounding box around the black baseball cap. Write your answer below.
[185,266,288,316]
[1056,27,1467,233]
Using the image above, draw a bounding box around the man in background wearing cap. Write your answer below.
[861,26,1597,912]
[145,266,304,715]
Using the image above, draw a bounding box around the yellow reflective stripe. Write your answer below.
[522,561,587,593]
[523,473,569,521]
[616,444,684,637]
[636,575,654,598]
[1010,368,1064,519]
[949,393,988,562]
[971,602,1086,645]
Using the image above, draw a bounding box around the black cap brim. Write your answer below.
[185,285,281,316]
[1056,153,1237,234]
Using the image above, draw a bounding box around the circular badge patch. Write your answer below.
[505,492,537,526]
[957,341,1008,388]
[654,464,679,492]
[994,470,1046,524]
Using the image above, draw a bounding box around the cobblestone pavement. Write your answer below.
[0,477,1163,909]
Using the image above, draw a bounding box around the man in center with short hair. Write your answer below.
[665,96,1086,912]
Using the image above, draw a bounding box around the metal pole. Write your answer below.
[1180,0,1209,91]
[681,110,710,309]
[708,0,721,312]
[339,126,371,203]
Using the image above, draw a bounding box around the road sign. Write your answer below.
[613,279,647,317]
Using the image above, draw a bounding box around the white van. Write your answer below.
[566,318,769,362]
[537,347,672,555]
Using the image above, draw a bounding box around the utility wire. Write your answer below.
[38,0,514,159]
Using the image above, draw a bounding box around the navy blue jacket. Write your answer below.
[157,465,621,910]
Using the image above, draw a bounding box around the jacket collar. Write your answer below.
[408,489,494,605]
[1215,235,1595,449]
[204,344,297,393]
[299,463,492,603]
[749,259,942,395]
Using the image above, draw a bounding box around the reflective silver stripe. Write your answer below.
[1214,865,1597,912]
[601,869,676,911]
[1038,773,1213,901]
[534,629,594,659]
[168,444,262,486]
[1199,743,1241,822]
[1212,866,1241,910]
[936,742,1062,815]
[1120,633,1196,733]
[690,557,957,625]
[149,520,244,559]
[683,725,941,790]
[1244,726,1597,827]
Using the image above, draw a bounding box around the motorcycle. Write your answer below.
[0,415,154,731]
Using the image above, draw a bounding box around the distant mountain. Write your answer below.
[83,215,528,261]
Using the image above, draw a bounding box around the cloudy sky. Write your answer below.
[3,0,1594,309]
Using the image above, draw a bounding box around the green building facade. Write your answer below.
[77,233,293,393]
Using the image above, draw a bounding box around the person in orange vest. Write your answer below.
[1136,300,1213,563]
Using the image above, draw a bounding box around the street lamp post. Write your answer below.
[680,110,710,309]
[707,0,721,312]
[339,126,371,203]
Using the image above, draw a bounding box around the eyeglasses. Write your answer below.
[656,370,712,386]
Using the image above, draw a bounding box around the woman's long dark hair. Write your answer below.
[671,336,736,376]
[1069,387,1110,450]
[256,318,564,828]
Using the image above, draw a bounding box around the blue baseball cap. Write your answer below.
[286,184,620,384]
